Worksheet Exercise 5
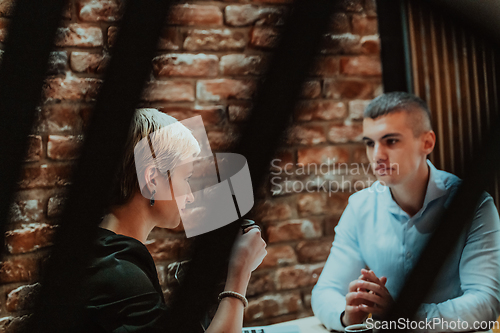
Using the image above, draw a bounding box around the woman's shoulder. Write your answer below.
[84,228,164,305]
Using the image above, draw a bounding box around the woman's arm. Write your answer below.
[205,228,267,333]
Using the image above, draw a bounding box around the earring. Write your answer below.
[150,189,156,206]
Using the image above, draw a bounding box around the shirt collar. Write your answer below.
[422,159,448,207]
[381,159,448,217]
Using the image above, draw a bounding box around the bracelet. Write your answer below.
[218,291,248,308]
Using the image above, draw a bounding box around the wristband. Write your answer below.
[340,310,347,327]
[218,291,248,308]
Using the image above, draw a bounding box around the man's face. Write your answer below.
[362,111,432,187]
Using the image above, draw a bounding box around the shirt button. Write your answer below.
[406,252,412,259]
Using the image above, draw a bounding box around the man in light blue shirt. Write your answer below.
[311,92,500,332]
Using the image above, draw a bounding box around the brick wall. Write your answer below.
[0,0,381,329]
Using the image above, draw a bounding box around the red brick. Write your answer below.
[43,76,102,102]
[18,164,72,189]
[297,146,350,167]
[324,79,376,99]
[25,135,42,162]
[0,17,8,42]
[275,263,324,290]
[145,238,185,261]
[197,79,256,101]
[158,28,182,50]
[8,200,43,224]
[225,5,286,26]
[77,0,123,22]
[340,56,382,76]
[47,135,83,160]
[40,104,85,133]
[301,81,321,99]
[267,219,321,243]
[142,80,194,102]
[296,239,332,262]
[324,215,341,236]
[168,4,223,25]
[259,245,297,269]
[55,24,103,47]
[184,29,246,51]
[250,26,280,49]
[365,0,377,16]
[247,272,274,297]
[220,54,268,76]
[297,193,325,216]
[335,0,364,12]
[245,292,302,322]
[6,283,40,312]
[47,195,65,217]
[0,258,39,283]
[295,101,346,122]
[0,0,14,16]
[228,104,251,122]
[326,192,350,215]
[108,26,181,50]
[302,287,313,309]
[47,51,68,76]
[321,33,361,54]
[0,315,31,332]
[352,14,378,35]
[353,144,369,164]
[327,123,363,143]
[152,54,218,78]
[5,223,56,254]
[361,35,380,55]
[107,26,118,47]
[250,0,292,3]
[207,130,237,151]
[160,105,223,128]
[270,150,294,173]
[70,51,110,73]
[329,12,350,34]
[252,200,293,223]
[287,125,326,146]
[349,100,371,121]
[310,57,340,76]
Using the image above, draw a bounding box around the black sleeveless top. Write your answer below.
[83,228,170,332]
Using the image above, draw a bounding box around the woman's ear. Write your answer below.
[422,130,436,155]
[143,166,157,194]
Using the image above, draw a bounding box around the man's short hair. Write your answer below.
[364,92,433,136]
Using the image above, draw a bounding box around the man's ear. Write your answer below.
[422,130,436,155]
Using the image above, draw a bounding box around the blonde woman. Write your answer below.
[83,108,267,332]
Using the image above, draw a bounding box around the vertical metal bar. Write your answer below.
[441,16,455,173]
[462,31,474,159]
[376,0,413,92]
[451,25,465,176]
[430,11,446,170]
[481,42,490,128]
[471,38,482,143]
[407,0,419,95]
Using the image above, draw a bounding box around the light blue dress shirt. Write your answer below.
[312,160,500,332]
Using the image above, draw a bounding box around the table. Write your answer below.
[272,316,332,332]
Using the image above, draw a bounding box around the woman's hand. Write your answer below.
[205,227,267,333]
[226,228,267,295]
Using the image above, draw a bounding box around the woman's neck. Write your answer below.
[100,194,154,243]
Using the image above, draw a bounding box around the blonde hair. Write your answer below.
[110,108,200,207]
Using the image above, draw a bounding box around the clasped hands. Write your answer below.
[342,269,394,327]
